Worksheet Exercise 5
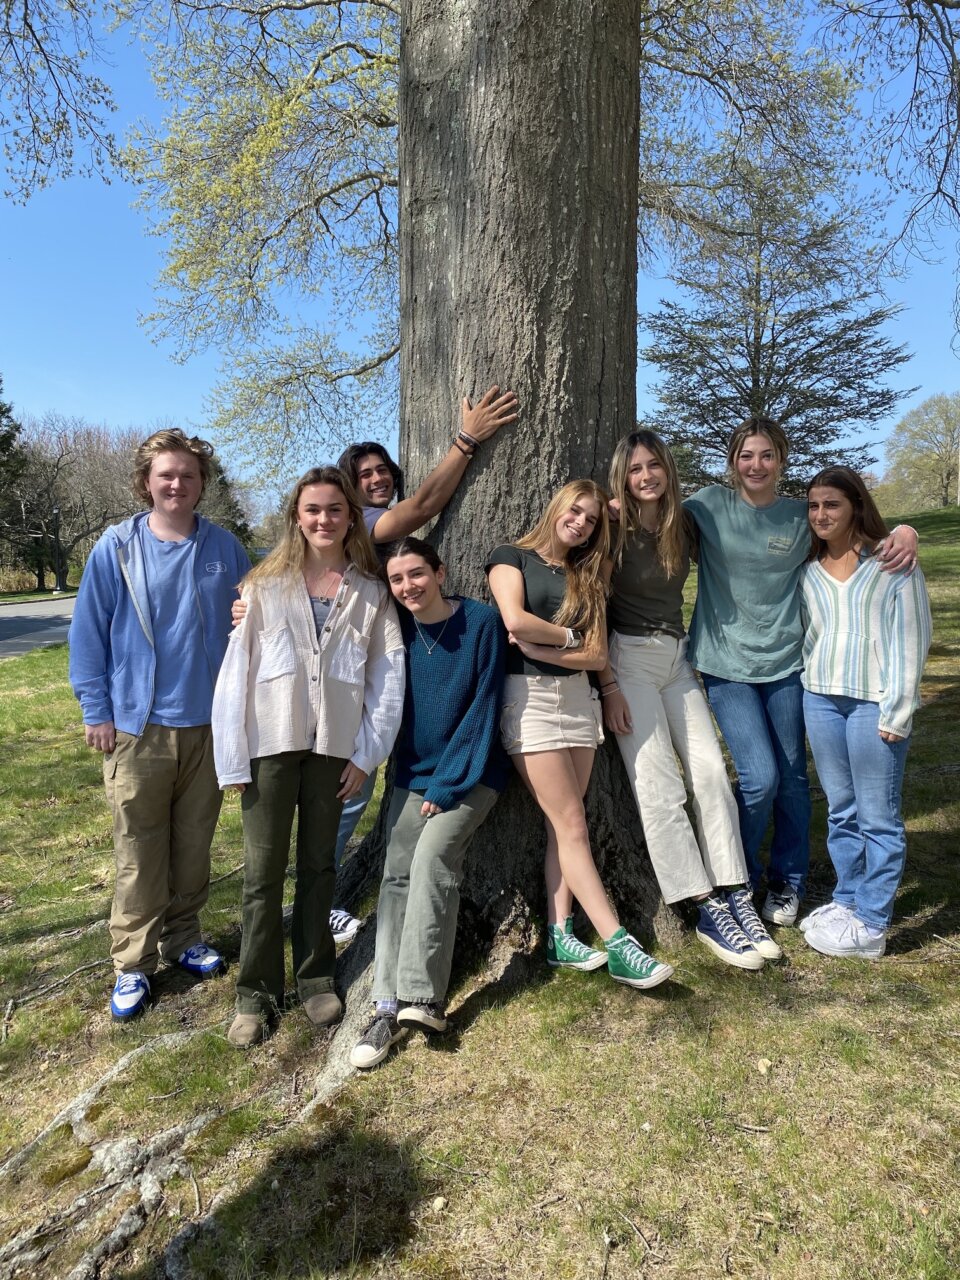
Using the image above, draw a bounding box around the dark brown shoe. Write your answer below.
[302,991,343,1028]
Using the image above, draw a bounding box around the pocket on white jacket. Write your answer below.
[327,624,369,686]
[256,626,297,682]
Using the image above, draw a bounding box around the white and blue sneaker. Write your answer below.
[176,942,226,979]
[695,897,765,970]
[110,971,151,1022]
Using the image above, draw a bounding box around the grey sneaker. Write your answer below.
[804,914,886,960]
[330,908,361,945]
[761,887,801,927]
[397,1000,448,1033]
[350,1012,407,1070]
[799,901,853,933]
[726,888,782,960]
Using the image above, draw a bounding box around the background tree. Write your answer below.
[198,459,255,551]
[0,375,24,489]
[0,417,140,588]
[116,0,857,479]
[880,393,960,510]
[0,0,118,199]
[641,159,914,488]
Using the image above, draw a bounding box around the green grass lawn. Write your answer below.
[0,511,957,1279]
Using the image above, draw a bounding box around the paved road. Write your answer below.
[0,595,76,659]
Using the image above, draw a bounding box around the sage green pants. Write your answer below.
[236,751,345,1017]
[372,784,499,1004]
[104,724,222,975]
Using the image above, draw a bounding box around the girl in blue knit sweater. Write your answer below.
[350,538,510,1070]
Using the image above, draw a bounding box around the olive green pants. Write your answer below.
[235,751,345,1017]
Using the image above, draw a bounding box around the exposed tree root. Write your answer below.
[0,1112,216,1280]
[0,1028,207,1181]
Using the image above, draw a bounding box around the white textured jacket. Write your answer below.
[212,567,405,786]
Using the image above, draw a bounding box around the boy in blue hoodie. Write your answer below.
[69,429,250,1021]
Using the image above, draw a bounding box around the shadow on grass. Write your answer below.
[113,1121,427,1280]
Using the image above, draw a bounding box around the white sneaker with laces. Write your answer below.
[761,888,801,927]
[799,901,853,934]
[804,913,886,960]
[330,908,361,945]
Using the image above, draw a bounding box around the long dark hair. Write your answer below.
[806,466,889,559]
[337,441,404,501]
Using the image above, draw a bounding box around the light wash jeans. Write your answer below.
[334,767,377,868]
[803,692,910,930]
[610,632,748,903]
[701,670,811,895]
[372,784,499,1004]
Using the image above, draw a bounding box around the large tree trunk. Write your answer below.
[391,0,675,948]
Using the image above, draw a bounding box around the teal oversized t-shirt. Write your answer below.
[684,485,810,683]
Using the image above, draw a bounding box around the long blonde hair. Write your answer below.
[514,480,610,645]
[245,466,379,588]
[608,430,688,579]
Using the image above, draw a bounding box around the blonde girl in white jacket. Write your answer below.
[213,466,404,1048]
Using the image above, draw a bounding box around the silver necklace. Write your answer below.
[413,604,453,655]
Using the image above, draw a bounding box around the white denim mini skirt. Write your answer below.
[500,670,604,756]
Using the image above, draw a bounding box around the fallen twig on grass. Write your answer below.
[728,1120,770,1133]
[1,1000,13,1043]
[615,1210,662,1258]
[210,864,244,885]
[15,959,112,1007]
[421,1152,482,1178]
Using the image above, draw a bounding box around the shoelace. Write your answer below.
[769,890,795,910]
[612,935,659,976]
[330,910,356,930]
[116,973,145,994]
[560,933,598,960]
[729,891,769,940]
[705,901,752,950]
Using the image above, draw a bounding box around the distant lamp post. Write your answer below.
[51,506,65,594]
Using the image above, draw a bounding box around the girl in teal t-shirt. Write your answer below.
[684,418,917,929]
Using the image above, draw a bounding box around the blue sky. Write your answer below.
[2,40,958,483]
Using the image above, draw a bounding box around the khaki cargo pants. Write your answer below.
[104,724,223,975]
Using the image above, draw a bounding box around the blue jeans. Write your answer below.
[701,671,811,895]
[333,767,377,870]
[803,692,909,930]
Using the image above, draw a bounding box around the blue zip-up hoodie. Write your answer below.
[68,512,251,735]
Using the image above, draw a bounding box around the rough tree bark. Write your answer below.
[343,0,676,951]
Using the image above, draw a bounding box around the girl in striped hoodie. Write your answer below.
[799,467,932,959]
